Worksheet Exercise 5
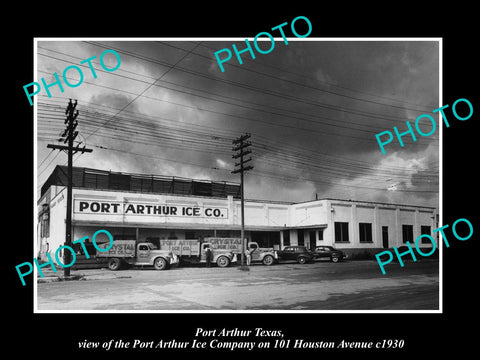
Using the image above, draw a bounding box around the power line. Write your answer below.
[35,41,439,176]
[36,50,435,136]
[39,40,437,111]
[158,41,435,113]
[36,72,435,147]
[83,140,438,194]
[42,96,439,175]
[82,41,432,124]
[37,98,439,182]
[192,41,438,110]
[38,105,437,193]
[37,103,439,180]
[82,42,202,144]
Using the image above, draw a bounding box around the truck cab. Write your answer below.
[135,242,179,269]
[247,242,278,266]
[200,242,237,267]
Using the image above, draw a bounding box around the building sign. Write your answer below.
[73,199,228,219]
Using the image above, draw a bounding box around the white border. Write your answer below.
[33,37,442,314]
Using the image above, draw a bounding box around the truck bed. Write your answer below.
[159,239,199,257]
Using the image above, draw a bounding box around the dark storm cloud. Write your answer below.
[36,39,440,207]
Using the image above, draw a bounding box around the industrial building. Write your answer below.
[37,166,438,264]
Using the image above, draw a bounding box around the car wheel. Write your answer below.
[154,257,168,270]
[108,258,122,271]
[262,255,274,266]
[332,256,340,263]
[297,256,307,264]
[216,256,230,268]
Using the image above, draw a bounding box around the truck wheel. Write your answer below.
[262,255,274,266]
[154,257,168,270]
[297,256,307,264]
[216,256,230,268]
[108,258,122,271]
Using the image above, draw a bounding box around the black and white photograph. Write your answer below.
[33,37,441,312]
[9,7,478,356]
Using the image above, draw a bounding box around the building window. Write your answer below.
[420,225,432,244]
[402,225,414,243]
[39,204,50,238]
[382,226,389,248]
[282,230,290,246]
[318,229,323,241]
[40,214,49,238]
[359,223,373,243]
[335,222,349,243]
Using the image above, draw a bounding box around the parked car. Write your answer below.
[277,246,315,264]
[313,246,347,262]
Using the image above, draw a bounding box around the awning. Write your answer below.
[285,224,328,230]
[72,220,286,231]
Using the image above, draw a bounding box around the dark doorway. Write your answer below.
[297,229,304,246]
[382,226,389,248]
[309,231,316,250]
[251,231,280,248]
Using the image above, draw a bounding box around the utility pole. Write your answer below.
[232,133,253,270]
[47,99,92,277]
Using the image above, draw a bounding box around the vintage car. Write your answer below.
[277,246,315,264]
[313,245,348,262]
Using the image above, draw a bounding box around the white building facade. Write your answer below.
[37,166,438,264]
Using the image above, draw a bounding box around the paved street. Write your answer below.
[36,259,439,311]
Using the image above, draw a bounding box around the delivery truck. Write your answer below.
[160,237,277,266]
[96,240,179,271]
[223,240,278,265]
[158,238,237,267]
[243,242,278,265]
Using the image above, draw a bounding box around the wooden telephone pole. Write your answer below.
[47,99,92,277]
[232,133,253,270]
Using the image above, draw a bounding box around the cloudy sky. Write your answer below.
[35,39,440,207]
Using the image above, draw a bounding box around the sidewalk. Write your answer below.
[37,268,132,284]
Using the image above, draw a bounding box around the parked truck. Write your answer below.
[211,237,278,266]
[245,242,278,265]
[96,240,179,271]
[158,238,237,267]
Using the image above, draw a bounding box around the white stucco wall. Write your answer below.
[37,186,437,262]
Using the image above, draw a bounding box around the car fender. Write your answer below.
[149,251,173,265]
[262,252,277,260]
[150,255,168,266]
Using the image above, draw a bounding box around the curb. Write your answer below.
[37,272,132,284]
[37,274,85,283]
